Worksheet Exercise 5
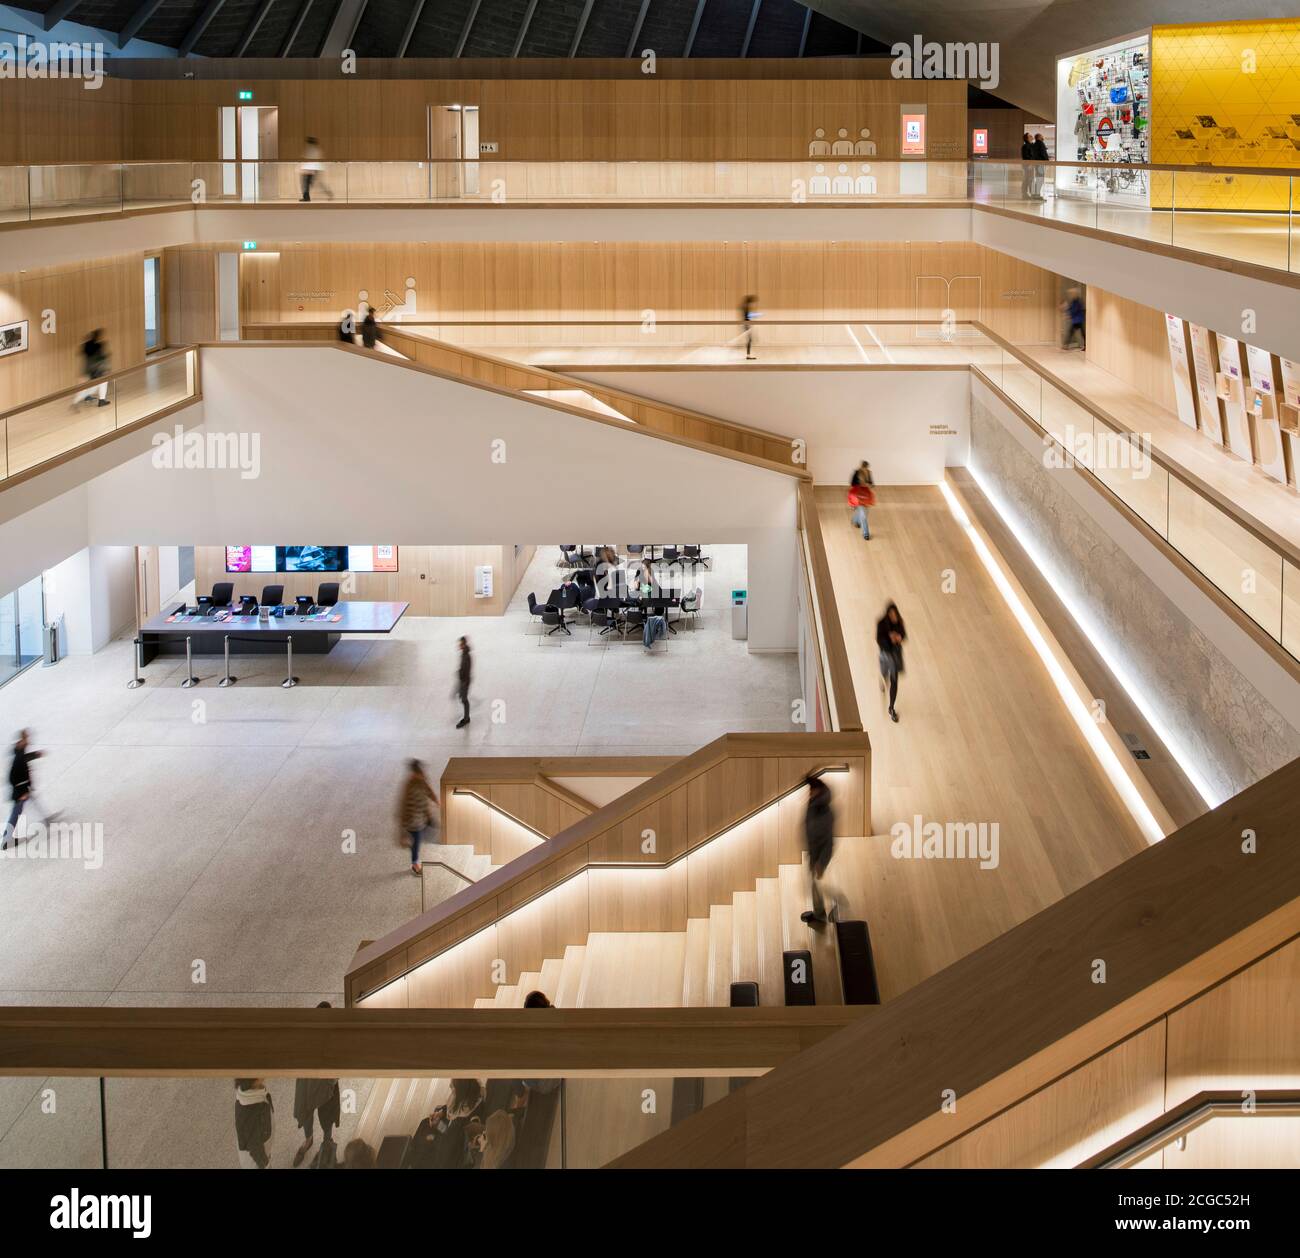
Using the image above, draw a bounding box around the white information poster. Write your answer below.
[1188,323,1223,444]
[1215,335,1253,462]
[1165,314,1198,431]
[1244,344,1285,481]
[1279,358,1300,486]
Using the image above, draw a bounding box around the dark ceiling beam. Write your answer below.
[567,0,594,57]
[235,0,277,56]
[42,0,83,31]
[683,0,706,57]
[397,0,427,57]
[624,0,651,58]
[797,6,811,57]
[179,0,227,57]
[740,0,761,57]
[511,0,538,57]
[453,0,483,58]
[280,0,313,56]
[117,0,167,49]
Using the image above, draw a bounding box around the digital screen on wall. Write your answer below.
[972,128,988,155]
[901,114,927,155]
[347,545,399,573]
[281,546,348,573]
[225,545,278,573]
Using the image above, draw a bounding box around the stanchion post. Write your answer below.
[180,635,198,688]
[282,634,299,689]
[218,634,237,687]
[126,637,145,689]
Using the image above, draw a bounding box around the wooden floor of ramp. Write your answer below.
[816,485,1147,999]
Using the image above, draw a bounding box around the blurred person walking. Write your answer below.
[3,729,58,849]
[292,1001,342,1167]
[799,774,837,926]
[400,758,440,876]
[876,602,907,723]
[299,136,333,201]
[455,636,472,729]
[848,460,875,540]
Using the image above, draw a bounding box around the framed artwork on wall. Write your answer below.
[0,320,28,358]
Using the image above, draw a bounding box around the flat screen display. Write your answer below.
[348,545,399,573]
[281,545,348,573]
[225,545,278,573]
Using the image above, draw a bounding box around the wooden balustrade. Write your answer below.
[345,732,870,1008]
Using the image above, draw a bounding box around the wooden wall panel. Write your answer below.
[1086,287,1179,416]
[0,254,145,411]
[224,240,1058,338]
[193,543,532,616]
[0,73,966,164]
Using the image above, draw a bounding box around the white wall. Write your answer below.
[41,545,136,655]
[575,368,971,485]
[157,546,182,604]
[15,348,801,650]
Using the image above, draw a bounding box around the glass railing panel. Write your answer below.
[2,350,197,481]
[1167,475,1284,640]
[1284,559,1300,661]
[28,162,121,217]
[1088,415,1170,538]
[346,161,434,203]
[6,381,119,476]
[1001,349,1042,421]
[121,161,193,209]
[0,164,30,223]
[1170,170,1294,271]
[1047,164,1100,232]
[1038,378,1093,460]
[115,351,196,427]
[0,1076,103,1167]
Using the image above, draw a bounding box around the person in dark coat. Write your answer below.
[3,729,55,849]
[800,775,837,926]
[877,602,907,723]
[404,1079,484,1169]
[1020,133,1035,199]
[234,1078,274,1169]
[292,1001,342,1166]
[1031,131,1050,198]
[455,636,472,729]
[360,309,380,349]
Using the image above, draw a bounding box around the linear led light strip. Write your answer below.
[938,478,1168,845]
[958,463,1220,812]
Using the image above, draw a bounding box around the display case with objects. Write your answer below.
[1056,32,1151,205]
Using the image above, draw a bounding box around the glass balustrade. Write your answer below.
[0,160,1292,272]
[0,348,197,482]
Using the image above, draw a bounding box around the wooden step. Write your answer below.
[472,996,495,1009]
[493,983,520,1006]
[706,905,734,1007]
[555,944,587,1008]
[537,956,564,1003]
[755,877,785,1007]
[577,932,687,1008]
[731,890,759,994]
[681,917,711,1006]
[778,860,843,1004]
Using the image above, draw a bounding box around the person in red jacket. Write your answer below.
[848,460,875,540]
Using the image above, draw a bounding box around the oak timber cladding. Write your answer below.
[0,74,966,164]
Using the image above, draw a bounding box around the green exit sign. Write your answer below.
[242,241,257,250]
[238,90,253,101]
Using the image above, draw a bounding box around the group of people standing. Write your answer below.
[1020,132,1051,200]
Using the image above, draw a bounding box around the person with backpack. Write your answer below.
[848,460,875,540]
[234,1078,274,1169]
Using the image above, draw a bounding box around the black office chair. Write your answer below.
[261,584,284,607]
[211,582,234,606]
[317,582,340,607]
[585,597,619,642]
[621,605,645,641]
[558,545,579,568]
[682,544,710,570]
[526,592,552,634]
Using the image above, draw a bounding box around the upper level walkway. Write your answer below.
[2,159,1296,279]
